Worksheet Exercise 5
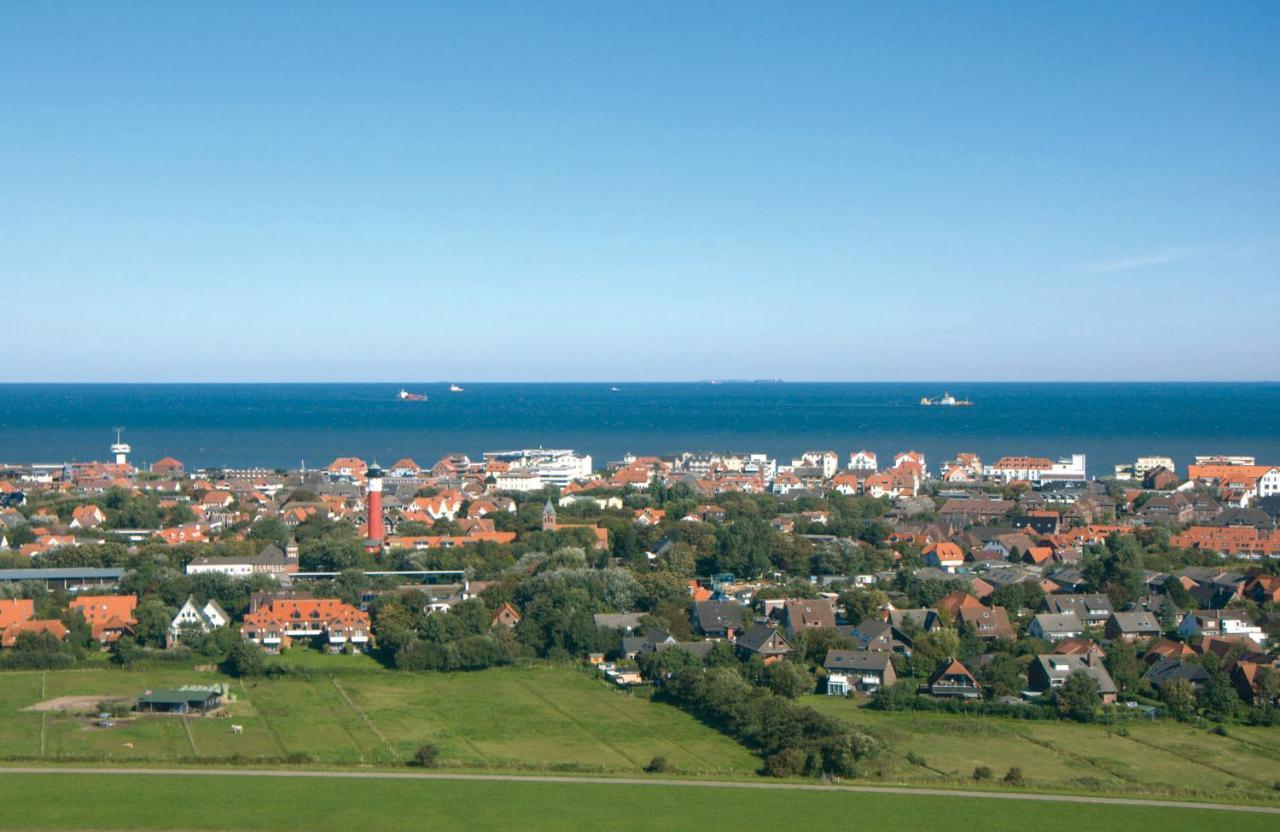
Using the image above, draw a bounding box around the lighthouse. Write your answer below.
[110,428,131,466]
[364,462,385,549]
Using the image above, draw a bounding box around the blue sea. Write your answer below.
[0,383,1277,475]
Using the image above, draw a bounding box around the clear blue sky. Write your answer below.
[3,3,1277,382]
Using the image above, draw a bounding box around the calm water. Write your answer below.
[0,383,1276,475]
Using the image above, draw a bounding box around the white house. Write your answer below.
[792,451,839,479]
[1029,612,1085,642]
[1178,610,1268,647]
[848,450,877,472]
[168,595,230,646]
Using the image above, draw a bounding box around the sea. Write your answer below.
[0,383,1277,476]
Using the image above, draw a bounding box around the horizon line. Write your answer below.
[0,379,1276,386]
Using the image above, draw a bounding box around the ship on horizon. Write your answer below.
[398,389,428,401]
[920,391,973,407]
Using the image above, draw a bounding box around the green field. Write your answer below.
[2,772,1261,831]
[809,695,1280,803]
[0,661,758,775]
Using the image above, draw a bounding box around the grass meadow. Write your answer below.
[2,772,1260,832]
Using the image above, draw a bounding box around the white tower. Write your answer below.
[111,427,131,466]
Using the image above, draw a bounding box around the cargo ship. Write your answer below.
[398,389,428,401]
[919,392,972,407]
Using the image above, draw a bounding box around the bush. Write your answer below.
[1211,724,1229,737]
[1003,766,1024,785]
[644,755,671,774]
[411,743,440,768]
[972,765,993,781]
[221,640,266,678]
[905,751,927,767]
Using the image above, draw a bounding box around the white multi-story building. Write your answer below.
[792,451,838,480]
[1134,456,1175,477]
[484,449,593,488]
[848,450,877,472]
[986,454,1086,484]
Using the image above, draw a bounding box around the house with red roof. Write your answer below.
[70,504,106,529]
[71,594,137,645]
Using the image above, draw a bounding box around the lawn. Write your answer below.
[808,695,1280,802]
[0,659,758,775]
[1,772,1259,831]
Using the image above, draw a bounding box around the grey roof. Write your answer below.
[1144,658,1210,687]
[1033,654,1117,695]
[735,623,791,654]
[0,567,125,581]
[694,600,744,633]
[1108,611,1160,633]
[593,612,645,631]
[1032,612,1084,634]
[824,649,892,673]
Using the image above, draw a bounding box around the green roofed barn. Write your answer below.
[136,688,223,714]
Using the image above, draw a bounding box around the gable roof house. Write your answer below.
[70,594,138,645]
[958,605,1015,641]
[920,657,981,699]
[1029,653,1118,703]
[693,599,744,639]
[824,649,897,696]
[1104,611,1161,643]
[240,598,372,654]
[1178,610,1268,648]
[167,596,230,647]
[922,541,965,572]
[1144,658,1211,692]
[783,598,837,637]
[735,623,792,663]
[1029,612,1085,643]
[1041,593,1114,627]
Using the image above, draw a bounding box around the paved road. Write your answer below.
[2,766,1276,814]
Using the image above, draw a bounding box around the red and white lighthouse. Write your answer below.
[364,462,385,549]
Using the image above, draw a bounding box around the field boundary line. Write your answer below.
[511,675,643,767]
[0,766,1276,814]
[182,718,199,757]
[238,680,288,757]
[330,676,398,763]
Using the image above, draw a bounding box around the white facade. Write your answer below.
[485,449,593,487]
[1043,454,1087,483]
[1134,456,1175,477]
[186,561,253,577]
[493,471,544,492]
[1257,468,1280,498]
[848,450,877,472]
[793,451,838,479]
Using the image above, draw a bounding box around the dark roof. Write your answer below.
[137,688,220,705]
[735,623,791,654]
[824,649,892,673]
[694,600,744,632]
[0,567,125,581]
[1144,658,1211,687]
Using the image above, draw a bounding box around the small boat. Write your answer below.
[920,392,973,407]
[449,384,464,393]
[610,386,621,392]
[398,389,428,401]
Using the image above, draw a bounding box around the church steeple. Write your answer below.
[541,498,557,531]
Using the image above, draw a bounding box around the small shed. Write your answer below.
[136,688,222,714]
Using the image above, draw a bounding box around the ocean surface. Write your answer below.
[0,383,1277,476]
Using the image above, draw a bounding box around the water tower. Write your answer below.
[110,427,131,466]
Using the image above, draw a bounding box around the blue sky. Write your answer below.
[3,3,1277,382]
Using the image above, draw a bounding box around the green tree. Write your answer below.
[221,639,266,677]
[766,660,814,699]
[1103,640,1143,694]
[1160,678,1197,720]
[1054,670,1100,722]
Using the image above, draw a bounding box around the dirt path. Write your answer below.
[0,765,1274,814]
